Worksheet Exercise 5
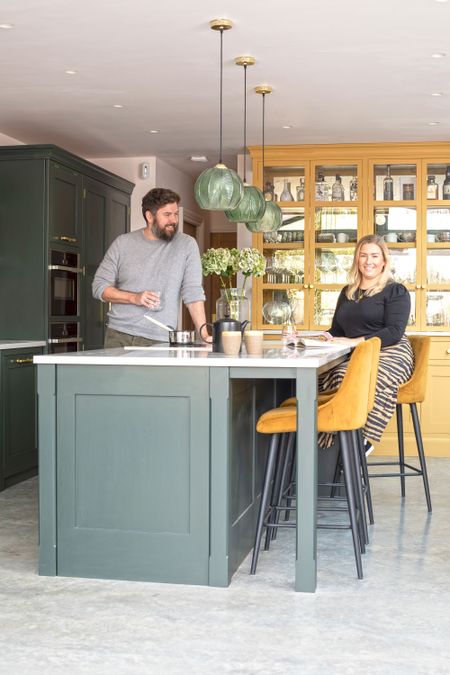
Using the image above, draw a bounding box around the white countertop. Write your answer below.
[34,342,350,369]
[0,340,46,351]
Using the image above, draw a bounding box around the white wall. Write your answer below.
[0,133,23,146]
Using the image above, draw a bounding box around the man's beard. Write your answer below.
[151,222,177,241]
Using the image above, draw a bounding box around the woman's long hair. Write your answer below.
[346,234,393,300]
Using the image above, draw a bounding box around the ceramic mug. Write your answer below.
[336,232,349,243]
[385,233,398,243]
[427,234,436,243]
[221,330,242,356]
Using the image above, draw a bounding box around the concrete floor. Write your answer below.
[1,459,450,675]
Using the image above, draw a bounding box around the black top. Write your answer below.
[329,282,411,348]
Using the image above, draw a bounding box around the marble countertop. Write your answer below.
[34,342,350,369]
[0,340,46,351]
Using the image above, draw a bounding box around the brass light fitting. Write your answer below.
[209,18,233,31]
[234,55,256,67]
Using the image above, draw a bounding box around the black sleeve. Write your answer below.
[328,287,347,337]
[371,283,411,347]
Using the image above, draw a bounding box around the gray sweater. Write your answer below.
[92,228,205,341]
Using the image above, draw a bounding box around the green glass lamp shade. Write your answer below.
[195,163,244,211]
[224,184,266,223]
[247,201,283,232]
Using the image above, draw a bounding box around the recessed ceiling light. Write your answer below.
[65,69,77,75]
[429,121,440,125]
[113,104,123,108]
[431,52,446,58]
[149,129,159,134]
[435,0,448,4]
[190,155,208,162]
[282,125,293,129]
[431,92,444,96]
[0,23,14,29]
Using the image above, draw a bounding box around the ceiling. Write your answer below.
[1,0,450,177]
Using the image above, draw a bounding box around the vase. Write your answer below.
[216,288,250,323]
[280,179,294,201]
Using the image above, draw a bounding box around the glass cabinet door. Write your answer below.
[373,163,417,202]
[263,166,306,204]
[314,164,359,203]
[260,206,308,328]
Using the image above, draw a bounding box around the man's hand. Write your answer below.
[134,290,162,309]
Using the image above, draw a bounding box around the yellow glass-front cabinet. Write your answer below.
[251,157,363,331]
[249,143,450,334]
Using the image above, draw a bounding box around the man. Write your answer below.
[92,187,208,348]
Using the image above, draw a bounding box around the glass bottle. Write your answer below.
[331,175,345,201]
[443,166,450,200]
[383,165,394,201]
[280,179,294,201]
[349,176,358,201]
[296,178,305,201]
[315,173,325,200]
[427,175,439,200]
[263,180,275,201]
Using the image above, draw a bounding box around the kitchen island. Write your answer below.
[35,342,349,592]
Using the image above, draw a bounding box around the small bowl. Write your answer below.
[317,233,336,243]
[398,231,415,243]
[437,231,450,242]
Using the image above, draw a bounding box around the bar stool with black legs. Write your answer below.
[278,337,381,531]
[368,335,432,512]
[250,339,376,579]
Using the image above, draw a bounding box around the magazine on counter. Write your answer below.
[295,333,346,349]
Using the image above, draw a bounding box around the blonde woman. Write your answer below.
[319,234,414,452]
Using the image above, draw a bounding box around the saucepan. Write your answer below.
[144,313,197,345]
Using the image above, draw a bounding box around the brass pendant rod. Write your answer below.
[219,27,224,164]
[243,63,248,183]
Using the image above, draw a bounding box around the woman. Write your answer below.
[319,234,414,451]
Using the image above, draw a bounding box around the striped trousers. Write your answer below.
[318,335,414,448]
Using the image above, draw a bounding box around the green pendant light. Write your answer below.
[250,85,282,233]
[225,56,265,224]
[194,19,244,211]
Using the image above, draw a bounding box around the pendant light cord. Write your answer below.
[219,27,224,164]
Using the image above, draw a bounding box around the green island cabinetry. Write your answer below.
[0,144,134,350]
[0,343,44,492]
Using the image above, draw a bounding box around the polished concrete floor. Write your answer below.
[1,458,450,675]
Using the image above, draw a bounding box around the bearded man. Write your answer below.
[93,188,208,347]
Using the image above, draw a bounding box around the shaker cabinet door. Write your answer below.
[49,162,83,247]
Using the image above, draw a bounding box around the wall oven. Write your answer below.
[48,322,83,353]
[48,249,82,318]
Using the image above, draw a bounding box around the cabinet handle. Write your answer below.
[55,235,78,244]
[415,285,421,290]
[309,284,314,289]
[11,358,33,365]
[303,284,308,289]
[446,349,450,355]
[422,285,427,290]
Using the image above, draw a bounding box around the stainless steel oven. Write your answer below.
[48,250,82,318]
[48,322,83,353]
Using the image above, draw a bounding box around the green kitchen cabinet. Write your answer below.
[0,144,134,348]
[0,347,42,491]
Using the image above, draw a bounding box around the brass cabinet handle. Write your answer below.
[422,285,427,290]
[309,284,314,289]
[303,284,308,289]
[446,349,450,355]
[415,285,421,290]
[11,358,33,365]
[55,235,78,243]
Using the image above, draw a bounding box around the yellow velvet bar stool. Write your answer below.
[279,337,381,528]
[251,339,376,579]
[368,335,432,512]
